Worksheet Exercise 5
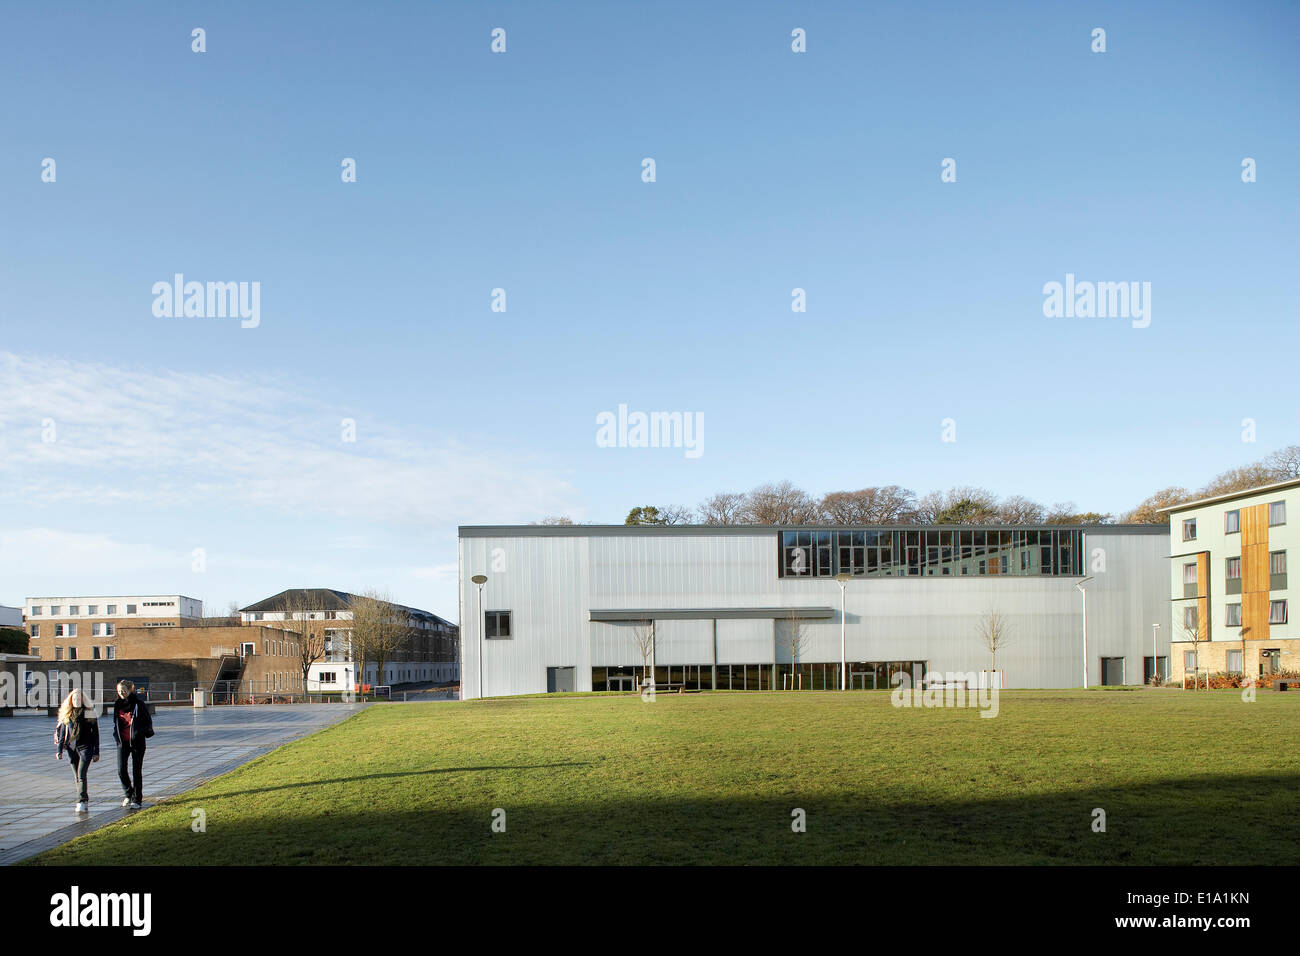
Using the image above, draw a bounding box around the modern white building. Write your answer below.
[458,523,1170,698]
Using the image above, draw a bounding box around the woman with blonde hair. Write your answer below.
[54,688,100,814]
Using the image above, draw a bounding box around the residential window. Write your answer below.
[104,623,114,636]
[1183,606,1199,630]
[30,624,39,638]
[106,604,117,614]
[1225,557,1241,580]
[1269,600,1288,625]
[1271,551,1287,575]
[54,647,63,660]
[126,604,137,614]
[88,605,98,615]
[92,622,103,637]
[54,624,65,638]
[1182,518,1197,541]
[106,646,115,660]
[68,605,79,615]
[1225,510,1241,534]
[50,606,61,616]
[92,646,101,660]
[485,611,512,639]
[67,624,77,638]
[1183,563,1198,586]
[68,647,77,661]
[1226,649,1243,674]
[30,606,42,616]
[1183,650,1195,670]
[1269,501,1286,526]
[1225,604,1242,627]
[252,612,263,621]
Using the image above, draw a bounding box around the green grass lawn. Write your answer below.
[27,689,1300,865]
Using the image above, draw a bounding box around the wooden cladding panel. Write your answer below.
[1197,551,1210,641]
[1241,503,1270,641]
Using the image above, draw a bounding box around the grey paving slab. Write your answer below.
[0,703,365,865]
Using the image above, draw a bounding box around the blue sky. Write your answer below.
[1,0,1297,619]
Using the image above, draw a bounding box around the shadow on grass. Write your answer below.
[27,770,1300,867]
[165,763,595,800]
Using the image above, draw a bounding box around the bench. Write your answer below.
[638,682,685,695]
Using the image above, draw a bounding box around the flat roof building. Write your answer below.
[1161,478,1299,684]
[23,595,203,663]
[458,523,1170,698]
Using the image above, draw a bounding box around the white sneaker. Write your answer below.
[75,802,86,814]
[122,797,132,808]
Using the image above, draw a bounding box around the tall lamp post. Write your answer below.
[835,572,852,691]
[1152,623,1161,685]
[1076,575,1094,688]
[471,574,488,700]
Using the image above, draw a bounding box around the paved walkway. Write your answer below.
[0,703,365,864]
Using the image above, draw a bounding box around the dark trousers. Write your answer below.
[67,749,91,803]
[117,742,145,802]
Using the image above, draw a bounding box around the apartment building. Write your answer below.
[23,595,203,663]
[1163,478,1299,684]
[239,589,459,690]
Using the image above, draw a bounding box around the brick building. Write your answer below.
[239,588,458,690]
[23,595,203,663]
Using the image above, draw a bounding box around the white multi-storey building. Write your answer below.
[23,595,203,662]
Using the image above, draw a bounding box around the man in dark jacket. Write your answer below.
[112,681,153,809]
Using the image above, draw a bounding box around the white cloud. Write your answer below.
[0,528,182,577]
[0,351,580,528]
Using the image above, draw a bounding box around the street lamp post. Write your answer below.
[1076,576,1094,688]
[471,574,488,699]
[835,572,852,691]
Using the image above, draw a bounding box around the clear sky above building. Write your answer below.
[2,1,1297,617]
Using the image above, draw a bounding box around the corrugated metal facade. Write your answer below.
[459,526,1170,698]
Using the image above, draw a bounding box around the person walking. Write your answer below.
[54,688,100,814]
[112,680,153,809]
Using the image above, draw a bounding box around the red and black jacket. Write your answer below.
[112,693,154,748]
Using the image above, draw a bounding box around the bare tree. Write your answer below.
[657,504,695,525]
[978,609,1012,677]
[1182,609,1207,691]
[915,487,1000,525]
[863,486,918,523]
[1045,502,1113,524]
[625,504,695,525]
[997,495,1046,525]
[1122,486,1190,524]
[698,492,748,525]
[629,621,655,685]
[350,589,411,688]
[269,591,329,692]
[1199,462,1282,497]
[819,487,917,524]
[1263,444,1300,479]
[780,611,812,689]
[744,481,819,524]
